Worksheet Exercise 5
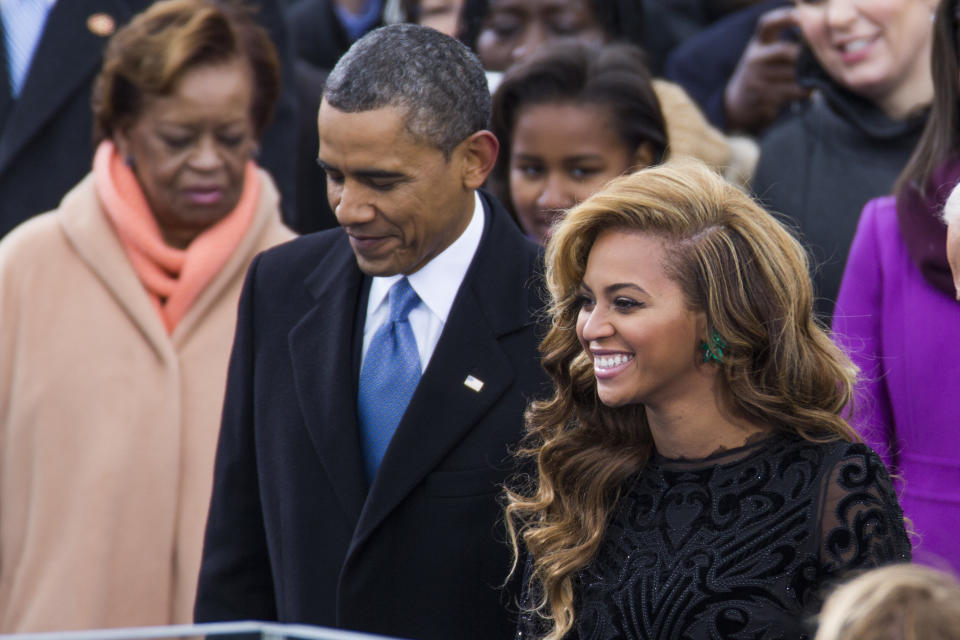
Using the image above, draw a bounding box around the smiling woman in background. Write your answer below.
[491,41,667,244]
[507,160,909,640]
[0,0,293,632]
[751,0,936,318]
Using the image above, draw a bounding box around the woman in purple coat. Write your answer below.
[832,0,960,574]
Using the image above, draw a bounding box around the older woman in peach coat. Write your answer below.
[0,1,293,632]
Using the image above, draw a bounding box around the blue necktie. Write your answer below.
[357,278,422,482]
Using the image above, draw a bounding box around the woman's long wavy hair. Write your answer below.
[506,159,860,640]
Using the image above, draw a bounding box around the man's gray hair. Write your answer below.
[323,23,491,156]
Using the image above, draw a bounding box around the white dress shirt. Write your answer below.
[362,191,485,371]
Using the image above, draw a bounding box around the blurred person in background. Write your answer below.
[507,160,909,640]
[751,0,936,319]
[831,0,960,575]
[666,0,811,135]
[0,0,294,631]
[490,40,667,244]
[288,0,384,71]
[0,0,298,238]
[286,0,386,233]
[815,564,960,640]
[474,0,756,193]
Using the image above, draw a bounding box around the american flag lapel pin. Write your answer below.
[463,375,484,392]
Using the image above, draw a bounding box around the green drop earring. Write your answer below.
[701,330,727,364]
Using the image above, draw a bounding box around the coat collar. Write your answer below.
[59,169,289,358]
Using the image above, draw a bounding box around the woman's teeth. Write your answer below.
[595,354,634,369]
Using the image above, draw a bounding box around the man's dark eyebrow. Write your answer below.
[354,169,407,180]
[315,160,406,181]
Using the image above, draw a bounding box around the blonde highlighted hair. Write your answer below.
[506,159,859,640]
[816,564,960,640]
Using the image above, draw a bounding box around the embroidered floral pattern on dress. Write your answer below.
[518,434,910,640]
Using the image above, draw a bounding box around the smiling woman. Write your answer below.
[506,159,910,640]
[0,0,294,632]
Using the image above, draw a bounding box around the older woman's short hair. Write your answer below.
[816,564,960,640]
[92,0,280,142]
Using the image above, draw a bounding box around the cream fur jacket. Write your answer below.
[0,171,294,632]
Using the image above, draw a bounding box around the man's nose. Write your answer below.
[331,182,375,226]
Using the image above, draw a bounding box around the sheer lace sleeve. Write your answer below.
[817,443,911,575]
[516,552,552,640]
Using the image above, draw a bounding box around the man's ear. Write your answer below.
[459,130,499,190]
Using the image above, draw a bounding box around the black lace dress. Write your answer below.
[518,433,911,640]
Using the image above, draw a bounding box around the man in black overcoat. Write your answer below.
[195,24,547,640]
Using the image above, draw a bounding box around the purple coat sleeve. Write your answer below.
[832,198,896,472]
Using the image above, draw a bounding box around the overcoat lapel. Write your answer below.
[288,236,368,528]
[0,0,134,174]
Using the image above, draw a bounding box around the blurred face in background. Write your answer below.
[793,0,937,118]
[476,0,605,70]
[416,0,465,37]
[114,56,257,248]
[509,102,647,244]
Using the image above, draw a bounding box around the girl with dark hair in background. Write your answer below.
[491,41,667,244]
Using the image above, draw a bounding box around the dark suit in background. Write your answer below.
[195,192,547,640]
[0,0,298,238]
[284,0,384,234]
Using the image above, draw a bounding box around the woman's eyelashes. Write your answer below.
[575,291,644,312]
[575,292,595,311]
[612,296,643,311]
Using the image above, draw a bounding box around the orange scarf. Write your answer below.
[94,140,260,334]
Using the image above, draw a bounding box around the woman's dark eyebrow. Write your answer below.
[605,283,647,296]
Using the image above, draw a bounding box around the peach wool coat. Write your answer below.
[0,171,294,632]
